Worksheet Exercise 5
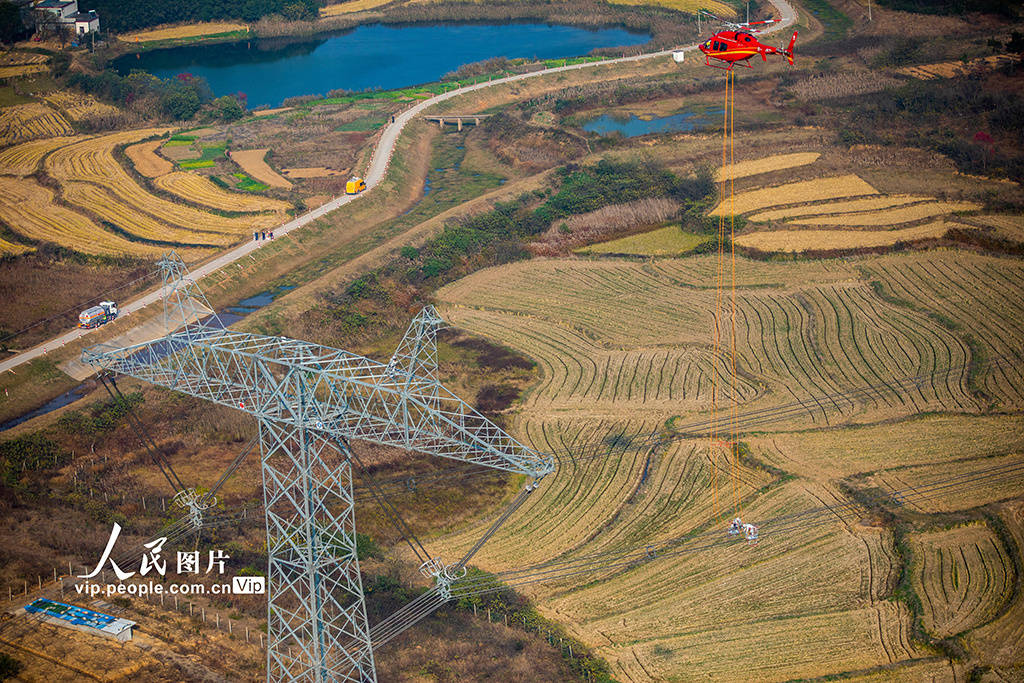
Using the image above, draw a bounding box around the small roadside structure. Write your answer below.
[24,598,135,643]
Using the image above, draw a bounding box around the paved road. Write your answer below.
[0,0,795,375]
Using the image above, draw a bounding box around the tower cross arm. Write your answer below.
[83,329,554,479]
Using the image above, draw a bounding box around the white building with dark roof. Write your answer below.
[33,0,100,34]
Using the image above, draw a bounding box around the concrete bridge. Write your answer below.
[423,114,492,131]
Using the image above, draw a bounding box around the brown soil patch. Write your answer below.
[126,139,172,177]
[229,148,292,189]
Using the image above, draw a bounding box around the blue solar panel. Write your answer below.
[26,598,120,630]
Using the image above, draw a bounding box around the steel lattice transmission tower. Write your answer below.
[83,253,554,682]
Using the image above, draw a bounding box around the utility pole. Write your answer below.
[868,0,872,21]
[84,253,554,683]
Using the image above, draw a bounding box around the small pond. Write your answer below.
[582,109,725,137]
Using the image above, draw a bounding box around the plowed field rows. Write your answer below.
[154,172,291,212]
[869,451,1024,514]
[0,176,167,256]
[429,249,1024,680]
[439,256,979,428]
[0,135,85,175]
[969,500,1024,672]
[0,235,32,256]
[0,103,74,146]
[42,91,120,122]
[62,182,228,248]
[910,524,1012,637]
[754,415,1022,482]
[45,130,266,238]
[862,253,1024,409]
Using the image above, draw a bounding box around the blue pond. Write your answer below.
[582,109,724,137]
[115,23,649,108]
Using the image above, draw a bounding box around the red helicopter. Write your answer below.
[696,11,797,70]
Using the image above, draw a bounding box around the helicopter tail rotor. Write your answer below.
[784,30,798,65]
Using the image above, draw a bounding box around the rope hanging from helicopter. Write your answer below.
[709,58,748,539]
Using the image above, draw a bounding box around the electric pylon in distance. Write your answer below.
[82,252,555,683]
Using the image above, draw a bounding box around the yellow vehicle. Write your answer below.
[345,177,366,194]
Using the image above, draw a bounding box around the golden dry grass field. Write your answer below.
[321,0,396,15]
[749,196,935,222]
[710,174,879,216]
[0,125,292,256]
[125,139,174,177]
[0,175,172,257]
[715,152,820,181]
[0,135,85,176]
[117,21,249,43]
[431,246,1024,681]
[0,103,73,146]
[41,91,121,123]
[790,201,981,227]
[154,171,292,212]
[229,148,293,188]
[734,220,952,252]
[910,524,1014,638]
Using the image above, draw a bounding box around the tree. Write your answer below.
[213,95,244,121]
[160,87,200,120]
[0,2,23,44]
[50,51,72,78]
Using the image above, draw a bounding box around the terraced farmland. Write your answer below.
[125,139,173,177]
[434,248,1024,680]
[716,152,820,181]
[734,221,953,253]
[910,524,1013,638]
[0,176,170,257]
[0,128,286,256]
[45,130,272,240]
[710,175,878,216]
[790,201,980,227]
[154,172,291,213]
[748,195,934,223]
[0,103,74,145]
[42,91,120,123]
[62,181,230,248]
[0,135,86,176]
